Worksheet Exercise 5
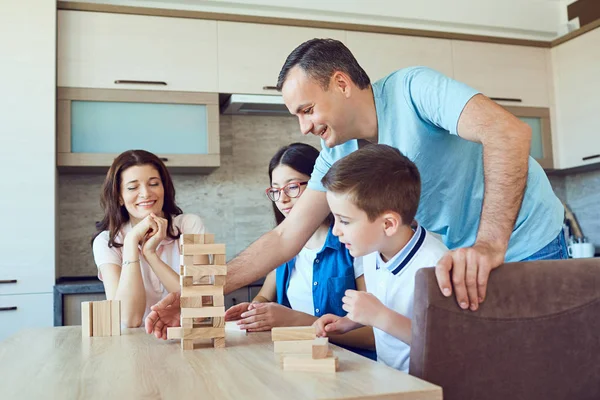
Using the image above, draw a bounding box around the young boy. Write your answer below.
[313,144,448,373]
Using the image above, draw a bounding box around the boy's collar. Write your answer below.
[377,224,426,275]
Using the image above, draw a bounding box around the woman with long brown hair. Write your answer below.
[92,150,205,327]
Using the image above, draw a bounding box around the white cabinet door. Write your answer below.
[552,28,600,170]
[452,41,551,107]
[57,11,218,92]
[0,293,53,342]
[218,22,346,95]
[346,31,454,82]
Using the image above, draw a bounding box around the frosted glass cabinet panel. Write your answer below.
[57,88,220,170]
[505,106,553,169]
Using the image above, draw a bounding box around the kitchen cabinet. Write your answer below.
[217,21,346,94]
[506,106,554,169]
[346,31,454,81]
[0,293,53,341]
[57,88,220,170]
[452,40,551,107]
[57,10,218,92]
[551,27,600,170]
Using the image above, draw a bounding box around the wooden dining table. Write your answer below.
[0,324,442,399]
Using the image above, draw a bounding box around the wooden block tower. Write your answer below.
[271,326,338,372]
[81,300,121,337]
[167,233,227,350]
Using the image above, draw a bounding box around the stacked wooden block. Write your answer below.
[167,233,227,350]
[272,326,338,372]
[81,300,121,337]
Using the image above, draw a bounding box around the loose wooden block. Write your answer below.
[213,254,226,264]
[182,284,223,297]
[274,340,314,354]
[212,294,224,307]
[282,353,338,373]
[181,243,226,256]
[312,337,329,359]
[110,300,121,336]
[92,301,111,337]
[212,317,225,328]
[213,337,226,348]
[184,264,227,277]
[81,301,93,337]
[277,349,333,367]
[271,326,317,341]
[181,306,225,318]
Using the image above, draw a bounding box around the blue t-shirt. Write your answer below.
[308,67,563,262]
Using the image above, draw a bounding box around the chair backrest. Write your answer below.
[410,259,600,400]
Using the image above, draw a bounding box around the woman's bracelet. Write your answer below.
[122,259,140,267]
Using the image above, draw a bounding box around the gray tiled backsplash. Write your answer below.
[58,117,600,277]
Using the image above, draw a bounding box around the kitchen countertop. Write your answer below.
[0,326,442,400]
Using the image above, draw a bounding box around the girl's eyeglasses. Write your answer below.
[265,181,308,202]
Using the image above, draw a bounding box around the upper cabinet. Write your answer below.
[551,27,600,170]
[217,22,345,95]
[57,10,218,92]
[346,31,454,82]
[452,41,551,107]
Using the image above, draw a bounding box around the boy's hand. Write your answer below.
[342,289,386,327]
[313,314,361,336]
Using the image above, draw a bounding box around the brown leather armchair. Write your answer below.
[410,259,600,400]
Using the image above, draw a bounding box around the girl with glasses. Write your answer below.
[224,142,375,358]
[91,150,207,328]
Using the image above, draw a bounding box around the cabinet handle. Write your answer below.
[159,157,169,162]
[0,279,17,284]
[262,86,278,91]
[582,154,600,161]
[490,97,522,103]
[0,307,17,312]
[114,80,167,86]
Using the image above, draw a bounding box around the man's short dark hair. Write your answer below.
[276,38,371,91]
[322,144,421,225]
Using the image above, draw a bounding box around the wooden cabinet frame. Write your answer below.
[57,87,220,171]
[504,106,554,169]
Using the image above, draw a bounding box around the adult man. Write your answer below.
[146,39,565,336]
[224,38,564,311]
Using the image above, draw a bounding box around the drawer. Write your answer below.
[0,293,53,341]
[0,268,53,296]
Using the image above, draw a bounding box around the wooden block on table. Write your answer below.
[212,316,225,328]
[312,337,329,359]
[182,284,224,297]
[271,326,317,341]
[92,301,110,337]
[181,243,226,256]
[81,301,93,337]
[282,353,338,373]
[213,337,225,348]
[184,264,227,277]
[110,300,121,336]
[182,306,225,318]
[274,340,313,354]
[213,254,226,264]
[277,349,333,367]
[212,294,224,307]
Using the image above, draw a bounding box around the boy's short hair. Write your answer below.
[321,144,421,225]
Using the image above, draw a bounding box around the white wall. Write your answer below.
[0,0,57,339]
[64,0,567,40]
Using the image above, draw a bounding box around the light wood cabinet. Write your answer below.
[57,88,220,170]
[217,21,346,94]
[452,40,551,107]
[346,31,454,81]
[551,27,600,170]
[57,10,218,92]
[0,293,53,341]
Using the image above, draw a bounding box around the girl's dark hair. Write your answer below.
[91,149,182,248]
[268,143,334,226]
